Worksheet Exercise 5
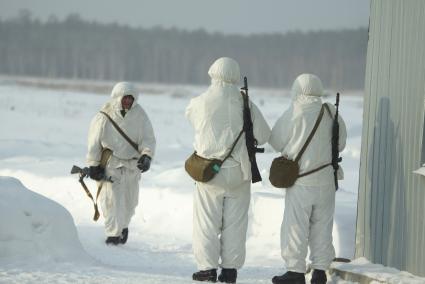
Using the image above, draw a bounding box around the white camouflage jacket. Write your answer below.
[87,82,156,170]
[186,57,271,181]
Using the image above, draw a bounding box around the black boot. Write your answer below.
[120,228,128,244]
[105,236,120,245]
[310,269,327,284]
[272,271,306,284]
[218,268,237,283]
[192,269,217,282]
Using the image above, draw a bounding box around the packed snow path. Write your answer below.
[0,83,362,283]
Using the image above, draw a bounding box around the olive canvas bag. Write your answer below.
[185,129,244,182]
[269,104,332,188]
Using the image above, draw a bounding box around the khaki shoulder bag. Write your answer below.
[185,129,244,182]
[269,104,332,188]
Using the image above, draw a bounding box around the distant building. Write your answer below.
[356,0,425,277]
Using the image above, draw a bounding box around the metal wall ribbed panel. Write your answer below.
[355,0,425,277]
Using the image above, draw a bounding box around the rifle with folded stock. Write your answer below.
[332,93,342,190]
[70,165,112,221]
[241,76,264,183]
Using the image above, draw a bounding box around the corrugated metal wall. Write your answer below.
[356,0,425,277]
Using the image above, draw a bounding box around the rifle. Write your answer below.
[332,93,342,190]
[70,165,112,221]
[241,76,264,183]
[70,165,113,182]
[70,165,91,179]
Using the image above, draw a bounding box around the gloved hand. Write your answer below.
[137,155,151,172]
[89,165,105,181]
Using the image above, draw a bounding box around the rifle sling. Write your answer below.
[78,177,101,221]
[100,111,139,152]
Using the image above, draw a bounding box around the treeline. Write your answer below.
[0,12,368,89]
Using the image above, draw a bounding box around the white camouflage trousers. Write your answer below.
[193,165,251,270]
[281,183,336,273]
[99,166,140,237]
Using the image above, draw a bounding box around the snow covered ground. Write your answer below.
[0,81,364,283]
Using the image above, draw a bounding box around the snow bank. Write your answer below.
[0,176,90,265]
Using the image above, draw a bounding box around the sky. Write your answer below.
[0,0,370,35]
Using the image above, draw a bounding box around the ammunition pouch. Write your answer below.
[185,152,223,182]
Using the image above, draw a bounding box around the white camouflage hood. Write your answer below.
[208,57,241,85]
[291,73,324,104]
[110,82,139,110]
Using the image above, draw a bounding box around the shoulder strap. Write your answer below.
[294,104,325,162]
[295,103,335,177]
[100,111,139,152]
[222,129,245,163]
[298,162,332,178]
[323,103,333,118]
